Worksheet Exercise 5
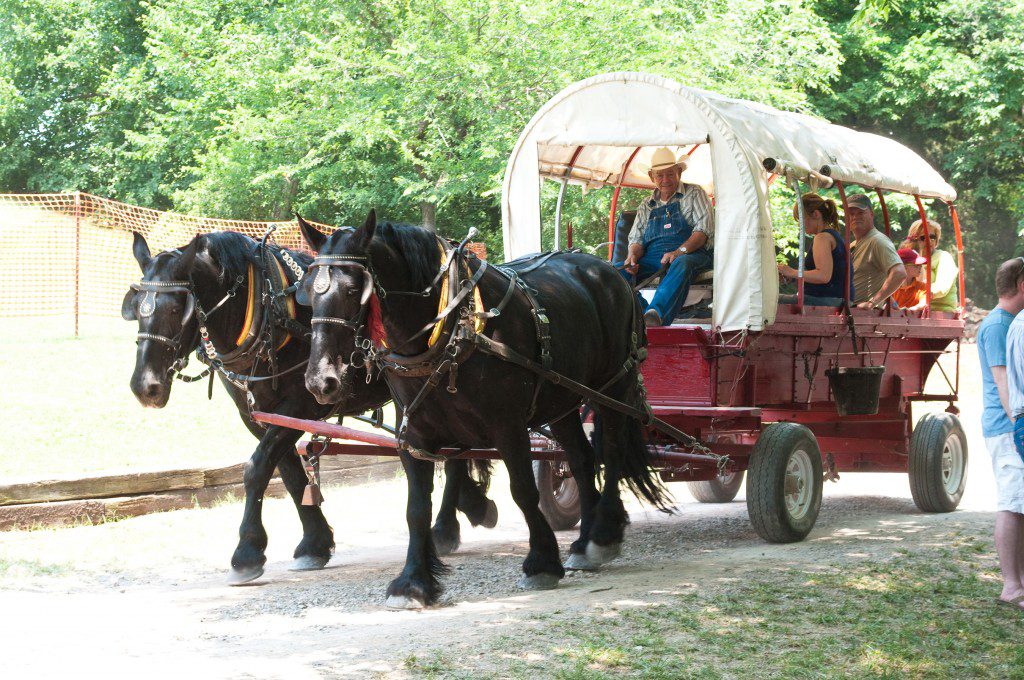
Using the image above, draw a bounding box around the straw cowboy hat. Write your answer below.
[648,147,688,173]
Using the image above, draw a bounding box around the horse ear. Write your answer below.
[131,232,152,271]
[173,233,203,278]
[353,209,377,252]
[294,275,311,307]
[121,288,137,320]
[296,214,326,253]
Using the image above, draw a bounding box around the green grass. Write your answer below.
[0,317,261,479]
[405,535,1024,679]
[0,316,394,480]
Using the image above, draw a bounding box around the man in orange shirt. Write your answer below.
[892,248,928,310]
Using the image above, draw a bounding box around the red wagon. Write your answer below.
[259,73,968,543]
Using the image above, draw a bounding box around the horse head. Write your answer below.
[296,211,377,405]
[122,232,205,407]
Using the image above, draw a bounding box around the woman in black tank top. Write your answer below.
[777,193,852,307]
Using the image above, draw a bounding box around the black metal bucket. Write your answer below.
[826,366,885,416]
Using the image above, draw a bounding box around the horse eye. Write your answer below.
[346,287,359,297]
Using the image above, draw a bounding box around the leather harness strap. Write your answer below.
[128,241,309,394]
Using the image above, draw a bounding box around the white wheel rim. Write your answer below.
[940,434,965,495]
[718,469,738,485]
[784,448,814,520]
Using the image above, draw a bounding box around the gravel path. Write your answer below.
[1,465,999,679]
[2,347,1001,678]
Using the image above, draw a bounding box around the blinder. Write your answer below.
[121,287,137,321]
[126,279,196,352]
[306,254,375,330]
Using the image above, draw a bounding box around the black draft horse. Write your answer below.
[122,230,497,584]
[297,212,669,608]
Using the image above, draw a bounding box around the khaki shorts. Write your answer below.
[984,433,1024,514]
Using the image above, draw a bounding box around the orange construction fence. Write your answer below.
[0,192,333,336]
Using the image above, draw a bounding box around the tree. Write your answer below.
[125,0,838,256]
[810,0,1024,305]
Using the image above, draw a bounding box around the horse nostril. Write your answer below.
[144,382,162,399]
[322,375,340,396]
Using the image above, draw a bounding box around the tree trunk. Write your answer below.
[274,175,298,221]
[421,201,436,231]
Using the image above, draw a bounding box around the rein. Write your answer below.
[130,234,310,400]
[307,233,722,468]
[308,229,488,368]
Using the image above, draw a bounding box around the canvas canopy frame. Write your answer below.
[501,72,958,332]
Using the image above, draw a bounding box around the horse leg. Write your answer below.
[276,450,335,571]
[386,452,446,609]
[431,460,463,557]
[229,424,300,584]
[457,460,498,529]
[547,415,601,571]
[586,408,630,567]
[498,426,565,589]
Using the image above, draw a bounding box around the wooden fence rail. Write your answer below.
[0,455,398,530]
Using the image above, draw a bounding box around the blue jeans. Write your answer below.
[616,246,713,325]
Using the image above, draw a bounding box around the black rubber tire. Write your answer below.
[688,470,745,503]
[909,413,968,513]
[533,460,581,531]
[746,422,823,543]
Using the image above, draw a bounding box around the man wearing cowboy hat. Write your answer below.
[620,147,713,327]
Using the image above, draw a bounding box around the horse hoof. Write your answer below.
[288,555,329,571]
[385,595,426,610]
[227,566,264,586]
[517,573,560,590]
[479,500,499,529]
[585,541,622,567]
[564,552,599,571]
[433,533,461,557]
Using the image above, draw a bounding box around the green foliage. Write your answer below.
[810,0,1024,304]
[0,0,838,250]
[0,0,1020,295]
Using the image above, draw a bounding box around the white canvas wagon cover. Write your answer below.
[501,72,956,332]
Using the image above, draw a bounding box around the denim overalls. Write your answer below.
[616,198,712,324]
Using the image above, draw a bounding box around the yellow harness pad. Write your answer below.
[235,265,256,347]
[234,258,298,350]
[271,255,297,351]
[427,241,485,347]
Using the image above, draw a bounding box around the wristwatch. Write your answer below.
[678,246,688,254]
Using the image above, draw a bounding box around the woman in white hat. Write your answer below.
[619,147,713,327]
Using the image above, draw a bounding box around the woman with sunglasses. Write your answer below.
[900,219,959,312]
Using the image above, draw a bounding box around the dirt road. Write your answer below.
[1,451,1001,679]
[1,346,1006,677]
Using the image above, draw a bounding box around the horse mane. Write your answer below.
[374,222,440,291]
[203,231,312,283]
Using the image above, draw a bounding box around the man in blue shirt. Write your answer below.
[977,257,1024,610]
[619,147,713,327]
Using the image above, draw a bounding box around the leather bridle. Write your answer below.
[129,279,198,354]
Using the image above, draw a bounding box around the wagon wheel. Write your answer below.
[688,435,744,503]
[688,469,745,503]
[746,422,823,543]
[909,413,968,513]
[533,460,581,531]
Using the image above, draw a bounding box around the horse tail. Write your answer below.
[620,408,673,511]
[468,459,493,492]
[592,377,672,511]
